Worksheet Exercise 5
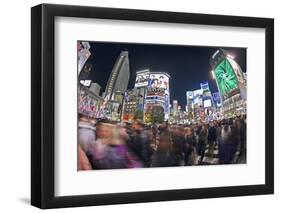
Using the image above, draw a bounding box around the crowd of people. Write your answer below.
[78,114,247,170]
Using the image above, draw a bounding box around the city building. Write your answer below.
[77,41,91,74]
[134,69,150,112]
[185,91,194,121]
[201,82,213,107]
[104,51,130,101]
[78,84,104,117]
[186,91,193,112]
[122,69,170,124]
[210,48,247,118]
[200,82,217,121]
[185,82,219,122]
[170,100,181,124]
[121,89,138,122]
[192,88,204,121]
[172,100,178,113]
[103,51,130,120]
[78,41,93,85]
[144,71,170,123]
[139,69,170,124]
[212,92,223,120]
[89,82,101,96]
[212,92,222,108]
[79,63,93,81]
[77,41,105,117]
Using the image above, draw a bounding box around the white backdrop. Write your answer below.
[0,0,280,212]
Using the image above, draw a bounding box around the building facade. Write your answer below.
[77,41,91,75]
[210,48,247,118]
[122,89,138,122]
[185,82,219,122]
[78,84,104,117]
[104,51,130,101]
[103,51,130,120]
[122,69,170,124]
[89,82,101,96]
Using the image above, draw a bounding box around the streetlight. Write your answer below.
[226,53,235,59]
[211,70,216,79]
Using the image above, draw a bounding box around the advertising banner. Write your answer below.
[135,73,150,87]
[146,87,166,97]
[214,58,239,97]
[148,74,169,89]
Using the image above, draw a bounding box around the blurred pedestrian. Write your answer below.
[78,144,92,170]
[128,120,152,167]
[198,124,208,164]
[219,120,232,164]
[171,126,185,166]
[151,130,178,167]
[207,122,217,158]
[239,116,247,160]
[87,120,142,169]
[184,127,197,165]
[78,114,96,153]
[230,118,241,163]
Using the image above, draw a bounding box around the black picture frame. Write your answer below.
[31,3,274,209]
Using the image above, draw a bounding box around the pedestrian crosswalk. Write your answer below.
[197,143,242,165]
[195,143,220,165]
[203,143,219,164]
[154,136,243,166]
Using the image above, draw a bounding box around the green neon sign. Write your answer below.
[214,58,238,96]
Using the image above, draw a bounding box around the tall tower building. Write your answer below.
[104,51,130,101]
[103,51,130,121]
[210,48,247,117]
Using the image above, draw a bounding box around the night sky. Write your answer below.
[85,41,246,108]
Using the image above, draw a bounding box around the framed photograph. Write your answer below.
[31,4,274,209]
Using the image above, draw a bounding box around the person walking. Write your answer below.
[198,124,208,164]
[151,130,178,167]
[239,116,247,161]
[207,122,217,158]
[184,127,197,166]
[128,120,152,167]
[171,126,185,166]
[78,144,92,170]
[78,114,96,153]
[230,118,241,163]
[219,120,232,164]
[87,120,142,169]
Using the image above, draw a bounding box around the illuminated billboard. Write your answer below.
[227,57,245,84]
[79,80,92,87]
[186,91,193,99]
[146,87,166,97]
[200,82,210,92]
[193,89,203,97]
[148,74,169,89]
[193,96,202,106]
[214,58,238,97]
[135,73,150,87]
[135,72,169,89]
[203,99,212,108]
